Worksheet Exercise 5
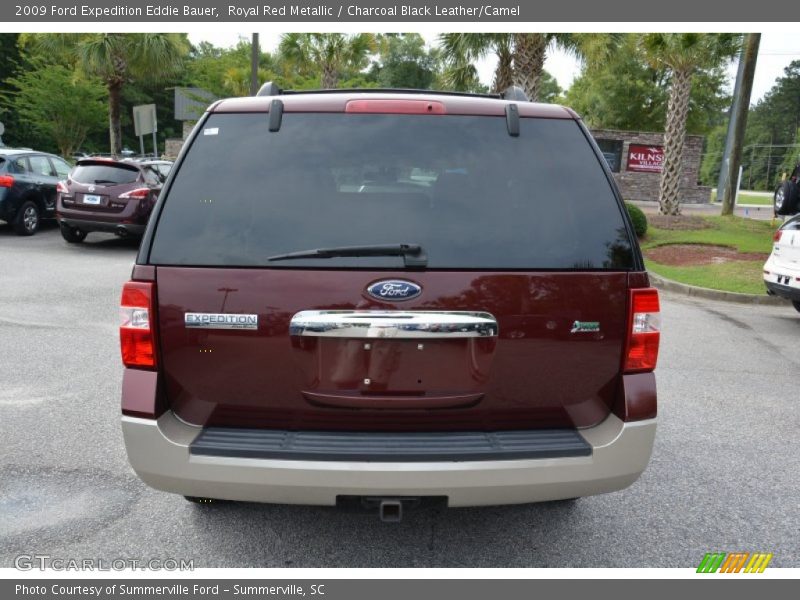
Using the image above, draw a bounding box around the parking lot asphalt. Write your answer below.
[1,223,798,568]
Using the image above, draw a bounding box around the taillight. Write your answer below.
[773,230,783,242]
[119,188,150,199]
[120,281,157,369]
[56,180,69,194]
[623,288,660,373]
[0,175,14,188]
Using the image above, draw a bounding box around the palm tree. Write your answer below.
[278,34,375,89]
[512,34,549,100]
[439,34,514,93]
[439,33,619,100]
[27,33,188,156]
[641,33,741,215]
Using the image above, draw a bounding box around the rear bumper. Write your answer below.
[765,281,800,301]
[122,412,656,507]
[764,256,800,301]
[58,217,146,236]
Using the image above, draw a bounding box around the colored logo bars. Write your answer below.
[697,552,773,573]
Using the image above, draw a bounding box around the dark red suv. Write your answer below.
[56,158,168,243]
[120,86,659,517]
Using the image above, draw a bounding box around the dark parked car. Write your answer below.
[774,163,800,216]
[0,148,72,235]
[56,157,170,243]
[120,86,660,519]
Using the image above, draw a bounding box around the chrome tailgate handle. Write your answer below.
[290,310,498,339]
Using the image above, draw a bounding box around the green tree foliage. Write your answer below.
[7,63,105,157]
[537,71,563,104]
[625,203,648,237]
[23,33,189,155]
[439,34,513,93]
[278,34,376,89]
[566,34,731,135]
[439,33,617,100]
[369,34,440,89]
[698,124,727,187]
[716,60,800,191]
[0,33,25,147]
[187,39,281,97]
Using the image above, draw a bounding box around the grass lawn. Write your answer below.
[644,259,767,294]
[642,215,774,294]
[709,190,773,206]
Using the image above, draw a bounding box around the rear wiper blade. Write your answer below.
[93,179,117,184]
[267,244,427,268]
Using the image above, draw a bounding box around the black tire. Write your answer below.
[792,301,800,313]
[13,200,40,236]
[59,223,87,243]
[774,181,799,216]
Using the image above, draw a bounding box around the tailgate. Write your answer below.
[155,268,629,431]
[773,228,800,271]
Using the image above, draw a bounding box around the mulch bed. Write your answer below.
[645,244,769,266]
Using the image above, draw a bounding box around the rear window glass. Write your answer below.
[149,112,634,269]
[72,163,139,185]
[148,163,172,180]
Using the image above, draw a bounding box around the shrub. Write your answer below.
[626,203,648,238]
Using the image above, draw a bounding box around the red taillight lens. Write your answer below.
[773,230,783,242]
[120,281,157,369]
[0,175,15,188]
[624,288,660,373]
[119,188,150,199]
[56,180,69,194]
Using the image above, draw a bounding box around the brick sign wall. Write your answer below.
[591,129,710,204]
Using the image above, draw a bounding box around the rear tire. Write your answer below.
[792,301,800,313]
[59,223,87,243]
[774,181,799,216]
[13,200,40,236]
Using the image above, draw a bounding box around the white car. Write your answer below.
[764,215,800,312]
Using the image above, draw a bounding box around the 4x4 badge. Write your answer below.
[571,320,600,333]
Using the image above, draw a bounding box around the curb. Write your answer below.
[647,271,789,306]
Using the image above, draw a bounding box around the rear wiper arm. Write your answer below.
[268,244,427,268]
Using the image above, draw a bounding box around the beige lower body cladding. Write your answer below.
[122,411,656,507]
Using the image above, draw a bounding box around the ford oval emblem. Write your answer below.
[367,279,422,302]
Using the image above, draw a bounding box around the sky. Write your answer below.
[187,32,800,103]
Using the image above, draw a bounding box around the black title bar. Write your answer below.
[1,0,789,22]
